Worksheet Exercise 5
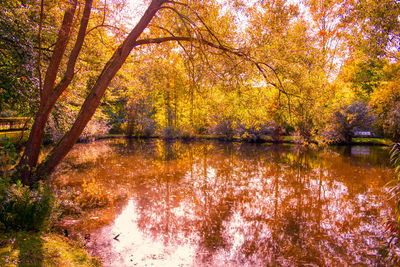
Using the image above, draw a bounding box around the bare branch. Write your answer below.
[86,24,126,36]
[134,36,297,98]
[164,1,225,49]
[157,6,195,26]
[86,0,127,36]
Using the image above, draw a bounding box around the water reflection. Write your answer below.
[53,140,394,266]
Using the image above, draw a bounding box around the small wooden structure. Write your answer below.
[353,131,372,137]
[0,117,30,132]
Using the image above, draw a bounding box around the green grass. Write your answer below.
[352,137,393,146]
[102,134,394,146]
[0,232,100,267]
[0,132,28,146]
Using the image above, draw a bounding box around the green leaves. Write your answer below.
[0,0,39,115]
[391,144,400,172]
[383,143,400,263]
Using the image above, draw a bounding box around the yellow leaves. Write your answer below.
[345,112,356,124]
[369,79,400,117]
[232,0,246,8]
[318,29,338,39]
[241,131,250,139]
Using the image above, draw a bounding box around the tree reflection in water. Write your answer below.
[53,139,393,266]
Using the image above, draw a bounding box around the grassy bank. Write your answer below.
[0,131,28,146]
[352,137,393,146]
[0,232,100,266]
[0,131,393,147]
[103,134,393,146]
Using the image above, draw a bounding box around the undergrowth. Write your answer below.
[381,143,400,264]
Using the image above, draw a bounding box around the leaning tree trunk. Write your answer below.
[37,0,166,177]
[18,1,78,185]
[20,0,250,182]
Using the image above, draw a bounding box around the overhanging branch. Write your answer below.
[134,36,298,98]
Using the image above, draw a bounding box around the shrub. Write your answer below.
[235,121,272,142]
[45,107,110,143]
[79,119,110,142]
[387,102,400,141]
[180,126,196,139]
[293,120,315,144]
[126,100,157,138]
[0,139,54,231]
[323,101,375,143]
[127,116,157,138]
[161,126,181,139]
[1,136,18,194]
[51,188,83,218]
[210,117,236,140]
[381,143,400,264]
[0,182,54,231]
[139,117,157,137]
[271,124,285,142]
[44,105,75,143]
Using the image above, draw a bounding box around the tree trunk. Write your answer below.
[18,1,78,185]
[345,134,352,144]
[37,0,166,177]
[20,0,241,182]
[127,102,137,137]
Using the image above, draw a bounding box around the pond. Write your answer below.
[53,139,394,266]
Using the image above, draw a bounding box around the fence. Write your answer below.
[0,117,30,132]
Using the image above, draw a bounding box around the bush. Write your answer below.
[381,143,400,264]
[79,119,110,142]
[323,101,375,143]
[44,105,75,143]
[138,117,157,137]
[1,136,18,194]
[271,124,286,142]
[161,126,181,139]
[126,100,157,138]
[45,106,110,143]
[0,136,54,232]
[235,121,272,142]
[210,117,236,140]
[388,102,400,141]
[180,125,196,139]
[127,116,157,138]
[0,182,54,231]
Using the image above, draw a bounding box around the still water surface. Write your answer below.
[54,139,394,266]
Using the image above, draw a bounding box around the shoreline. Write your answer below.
[95,134,393,147]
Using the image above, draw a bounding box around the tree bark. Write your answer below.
[21,0,252,182]
[18,0,94,185]
[18,0,78,185]
[127,102,137,137]
[37,0,167,177]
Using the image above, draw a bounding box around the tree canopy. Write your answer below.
[0,0,399,184]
